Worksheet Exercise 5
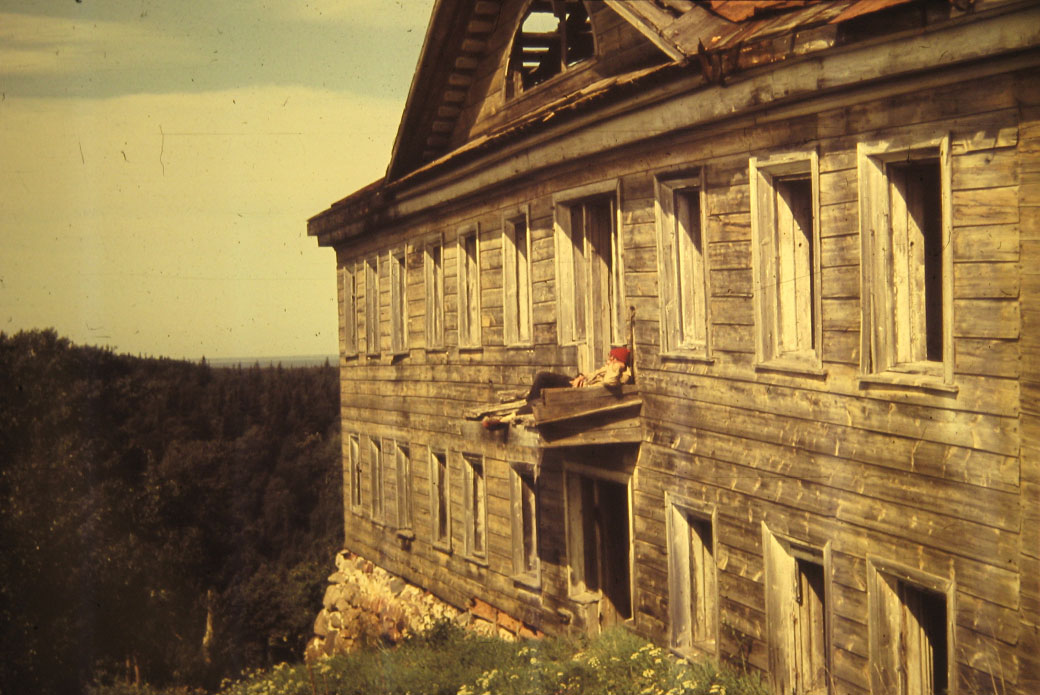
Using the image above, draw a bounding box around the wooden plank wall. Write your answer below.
[1015,68,1040,694]
[331,67,1034,692]
[625,71,1027,693]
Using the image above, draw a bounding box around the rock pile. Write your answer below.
[305,550,542,662]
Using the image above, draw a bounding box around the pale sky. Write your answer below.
[0,0,435,360]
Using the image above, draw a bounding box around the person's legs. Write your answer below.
[527,372,573,402]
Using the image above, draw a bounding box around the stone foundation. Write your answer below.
[305,550,542,662]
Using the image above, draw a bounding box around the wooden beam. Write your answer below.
[533,398,642,426]
[603,0,688,61]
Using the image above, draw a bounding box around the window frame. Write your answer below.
[749,150,823,374]
[553,180,624,373]
[457,224,482,349]
[347,432,362,515]
[340,261,359,357]
[503,206,534,347]
[655,172,711,358]
[424,234,446,350]
[858,134,954,390]
[506,0,597,98]
[370,437,385,524]
[462,452,488,563]
[364,255,380,357]
[665,493,719,657]
[867,557,956,695]
[389,247,408,356]
[510,463,540,588]
[429,447,452,553]
[762,525,832,695]
[394,440,413,536]
[562,462,633,622]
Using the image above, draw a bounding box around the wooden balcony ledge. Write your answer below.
[531,384,642,448]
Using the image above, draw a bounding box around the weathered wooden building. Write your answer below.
[307,0,1040,692]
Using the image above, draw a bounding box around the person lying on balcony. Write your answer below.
[483,347,632,428]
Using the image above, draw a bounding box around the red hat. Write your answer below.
[609,346,630,364]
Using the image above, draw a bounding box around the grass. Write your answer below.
[91,621,769,695]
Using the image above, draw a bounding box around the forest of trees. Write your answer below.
[0,329,343,694]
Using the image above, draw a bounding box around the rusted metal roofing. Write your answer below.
[703,1,822,23]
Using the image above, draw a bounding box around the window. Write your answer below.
[868,560,952,695]
[763,528,829,695]
[370,438,384,522]
[347,433,361,514]
[503,211,533,345]
[463,453,487,561]
[555,186,623,374]
[656,175,709,354]
[666,495,717,654]
[395,442,413,532]
[859,135,952,385]
[425,236,445,349]
[341,262,358,356]
[389,248,407,355]
[510,465,539,586]
[430,449,451,551]
[750,152,821,368]
[507,0,594,96]
[565,471,632,625]
[457,227,481,348]
[364,256,379,355]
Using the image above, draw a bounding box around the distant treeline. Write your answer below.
[0,329,343,694]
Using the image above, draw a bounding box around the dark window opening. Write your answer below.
[794,558,828,694]
[509,1,593,94]
[900,582,948,694]
[520,472,537,575]
[887,158,943,362]
[577,477,630,620]
[432,450,449,547]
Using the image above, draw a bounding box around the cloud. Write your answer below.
[0,1,435,99]
[0,11,193,76]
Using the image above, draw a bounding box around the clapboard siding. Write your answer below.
[319,6,1040,687]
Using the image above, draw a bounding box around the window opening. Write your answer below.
[792,558,828,695]
[396,442,412,531]
[887,159,943,363]
[458,229,481,348]
[657,176,708,354]
[872,569,949,695]
[858,137,951,384]
[348,433,361,513]
[342,263,358,355]
[504,215,533,345]
[566,474,631,625]
[774,175,816,353]
[365,257,379,355]
[430,449,451,550]
[750,154,820,366]
[764,529,830,695]
[370,438,384,522]
[425,239,444,348]
[557,193,622,374]
[667,501,716,653]
[509,1,593,94]
[390,249,407,354]
[463,454,487,559]
[511,467,539,584]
